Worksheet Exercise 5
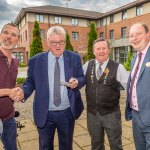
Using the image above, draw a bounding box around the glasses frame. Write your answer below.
[48,39,65,46]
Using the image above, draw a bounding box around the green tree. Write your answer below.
[86,22,97,60]
[65,32,74,51]
[124,50,134,71]
[30,21,43,57]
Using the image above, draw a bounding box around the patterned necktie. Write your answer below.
[53,57,61,107]
[130,52,142,108]
[97,62,103,80]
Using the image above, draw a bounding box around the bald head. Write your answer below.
[129,22,150,52]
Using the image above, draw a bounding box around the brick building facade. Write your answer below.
[14,0,150,64]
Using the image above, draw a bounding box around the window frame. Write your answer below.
[110,30,114,39]
[36,14,44,22]
[72,32,79,41]
[55,16,62,24]
[72,18,78,26]
[136,5,143,16]
[122,10,127,20]
[110,15,114,23]
[121,27,127,38]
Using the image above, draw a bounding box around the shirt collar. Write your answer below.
[95,58,109,66]
[0,48,15,59]
[48,51,63,61]
[0,50,6,58]
[139,41,150,55]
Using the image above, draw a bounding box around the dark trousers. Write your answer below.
[37,107,75,150]
[132,110,150,150]
[87,111,123,150]
[1,117,17,150]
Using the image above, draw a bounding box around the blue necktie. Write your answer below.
[53,57,61,107]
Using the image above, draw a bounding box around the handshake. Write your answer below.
[8,87,24,102]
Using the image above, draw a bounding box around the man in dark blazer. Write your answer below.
[17,26,85,150]
[125,22,150,150]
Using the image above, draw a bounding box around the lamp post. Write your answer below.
[65,0,71,8]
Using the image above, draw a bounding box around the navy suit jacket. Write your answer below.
[22,50,85,128]
[125,45,150,126]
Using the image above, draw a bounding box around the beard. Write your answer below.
[0,40,16,50]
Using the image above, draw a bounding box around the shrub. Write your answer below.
[16,78,26,85]
[18,62,27,67]
[123,51,133,71]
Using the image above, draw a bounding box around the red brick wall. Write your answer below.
[17,13,150,64]
[97,13,150,40]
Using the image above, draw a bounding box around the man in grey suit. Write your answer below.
[125,22,150,150]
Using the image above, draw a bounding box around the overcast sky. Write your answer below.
[0,0,135,31]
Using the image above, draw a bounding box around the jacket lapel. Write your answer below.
[138,46,150,79]
[63,51,71,82]
[41,52,49,89]
[131,54,137,70]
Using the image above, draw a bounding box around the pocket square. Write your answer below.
[146,62,150,67]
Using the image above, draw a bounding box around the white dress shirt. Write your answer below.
[83,59,129,90]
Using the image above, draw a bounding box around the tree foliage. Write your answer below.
[30,21,43,57]
[65,32,74,51]
[86,22,97,60]
[123,50,134,71]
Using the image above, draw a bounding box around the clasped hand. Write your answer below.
[67,77,78,89]
[9,87,24,102]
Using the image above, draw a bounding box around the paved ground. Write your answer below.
[0,67,135,150]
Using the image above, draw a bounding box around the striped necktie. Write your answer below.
[130,52,142,108]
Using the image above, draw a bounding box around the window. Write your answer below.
[114,47,128,63]
[36,14,44,22]
[13,52,24,63]
[40,29,45,39]
[110,30,114,39]
[72,32,79,40]
[55,17,62,24]
[114,48,119,63]
[72,18,78,26]
[87,20,93,27]
[136,5,143,16]
[100,19,103,26]
[110,15,114,23]
[122,10,127,20]
[121,27,127,38]
[100,32,104,39]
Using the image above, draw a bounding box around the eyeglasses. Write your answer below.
[1,30,19,38]
[48,40,65,46]
[129,32,142,39]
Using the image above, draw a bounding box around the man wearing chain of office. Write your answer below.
[83,38,129,150]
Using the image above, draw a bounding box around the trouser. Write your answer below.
[1,117,18,150]
[37,107,75,150]
[87,110,123,150]
[132,109,150,150]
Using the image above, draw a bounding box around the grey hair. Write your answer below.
[47,26,66,40]
[93,38,110,49]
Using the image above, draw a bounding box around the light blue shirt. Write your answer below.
[48,51,70,110]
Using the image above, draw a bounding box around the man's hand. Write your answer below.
[9,87,24,102]
[67,77,78,89]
